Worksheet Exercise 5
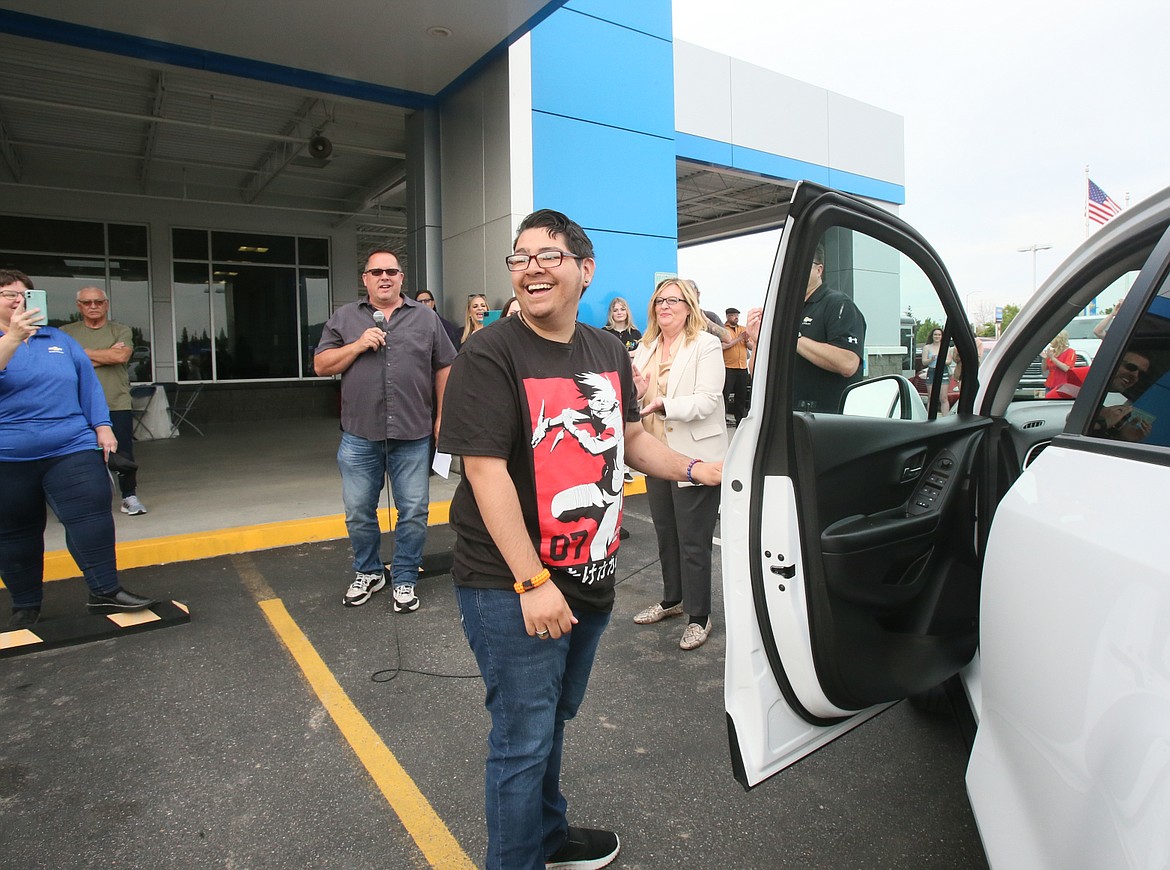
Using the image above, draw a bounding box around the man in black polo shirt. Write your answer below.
[794,243,866,412]
[314,249,456,611]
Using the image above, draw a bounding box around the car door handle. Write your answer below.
[900,449,928,483]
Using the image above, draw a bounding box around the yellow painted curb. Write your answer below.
[31,501,453,584]
[27,475,645,586]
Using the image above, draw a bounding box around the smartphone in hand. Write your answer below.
[23,289,48,326]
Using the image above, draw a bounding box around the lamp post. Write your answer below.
[1017,244,1053,293]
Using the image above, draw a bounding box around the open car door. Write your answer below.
[723,183,988,787]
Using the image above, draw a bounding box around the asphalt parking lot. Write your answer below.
[0,495,989,869]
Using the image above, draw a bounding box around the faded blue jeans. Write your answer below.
[457,585,610,870]
[337,432,430,586]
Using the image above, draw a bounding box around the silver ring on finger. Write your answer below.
[536,629,550,639]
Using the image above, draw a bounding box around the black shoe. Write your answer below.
[546,827,620,869]
[87,588,157,614]
[8,608,41,629]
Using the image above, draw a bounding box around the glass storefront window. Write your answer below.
[210,231,295,265]
[0,215,104,255]
[174,261,213,381]
[301,270,331,376]
[0,215,154,382]
[174,229,331,381]
[299,237,330,267]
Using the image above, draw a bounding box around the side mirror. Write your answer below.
[841,375,926,420]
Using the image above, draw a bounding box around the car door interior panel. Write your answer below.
[786,414,985,710]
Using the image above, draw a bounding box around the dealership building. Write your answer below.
[0,0,904,421]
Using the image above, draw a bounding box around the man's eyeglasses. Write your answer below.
[1120,360,1149,375]
[364,268,403,278]
[653,296,687,308]
[79,299,107,306]
[505,251,583,271]
[0,290,24,300]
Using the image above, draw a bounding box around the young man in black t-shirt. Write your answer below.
[439,209,721,870]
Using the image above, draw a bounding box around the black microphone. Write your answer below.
[372,310,387,351]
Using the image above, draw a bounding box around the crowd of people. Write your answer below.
[2,217,874,870]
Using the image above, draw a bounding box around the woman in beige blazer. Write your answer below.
[630,278,729,650]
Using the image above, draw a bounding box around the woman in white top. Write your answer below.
[630,278,729,650]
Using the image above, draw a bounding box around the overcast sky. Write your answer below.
[671,0,1170,325]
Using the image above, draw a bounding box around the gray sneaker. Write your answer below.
[120,495,148,515]
[344,571,385,607]
[392,584,420,613]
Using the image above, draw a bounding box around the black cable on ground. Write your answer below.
[368,556,662,684]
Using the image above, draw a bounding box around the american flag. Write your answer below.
[1088,179,1122,225]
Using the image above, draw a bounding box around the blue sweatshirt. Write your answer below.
[0,326,111,462]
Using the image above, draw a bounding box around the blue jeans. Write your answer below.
[337,432,430,585]
[0,450,121,610]
[457,585,611,870]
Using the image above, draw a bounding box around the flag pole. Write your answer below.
[1084,165,1090,239]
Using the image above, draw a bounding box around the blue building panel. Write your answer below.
[532,112,677,239]
[531,8,674,138]
[675,132,735,169]
[575,230,678,328]
[563,0,673,40]
[826,168,906,205]
[676,132,906,205]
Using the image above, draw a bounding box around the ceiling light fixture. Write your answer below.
[426,25,453,38]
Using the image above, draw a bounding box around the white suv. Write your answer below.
[722,182,1170,869]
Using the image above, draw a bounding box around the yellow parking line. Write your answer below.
[258,598,474,869]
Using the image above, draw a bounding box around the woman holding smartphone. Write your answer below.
[0,269,156,628]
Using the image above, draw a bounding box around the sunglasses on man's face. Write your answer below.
[364,268,402,278]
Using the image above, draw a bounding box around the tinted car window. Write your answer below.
[1086,286,1170,447]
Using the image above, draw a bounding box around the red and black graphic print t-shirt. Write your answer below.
[439,316,640,612]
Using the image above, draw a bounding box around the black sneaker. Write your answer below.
[87,588,157,614]
[546,827,620,870]
[8,608,41,629]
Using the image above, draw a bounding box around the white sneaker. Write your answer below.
[120,495,148,515]
[392,584,419,613]
[344,571,385,607]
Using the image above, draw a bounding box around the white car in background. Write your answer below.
[722,182,1170,868]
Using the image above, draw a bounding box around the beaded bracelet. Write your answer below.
[514,568,551,595]
[686,458,702,484]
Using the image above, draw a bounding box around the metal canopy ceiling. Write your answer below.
[0,0,561,249]
[0,2,798,252]
[0,35,411,224]
[676,161,794,247]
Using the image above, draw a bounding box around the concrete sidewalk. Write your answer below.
[43,418,463,580]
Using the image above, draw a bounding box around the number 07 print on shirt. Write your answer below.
[527,371,625,587]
